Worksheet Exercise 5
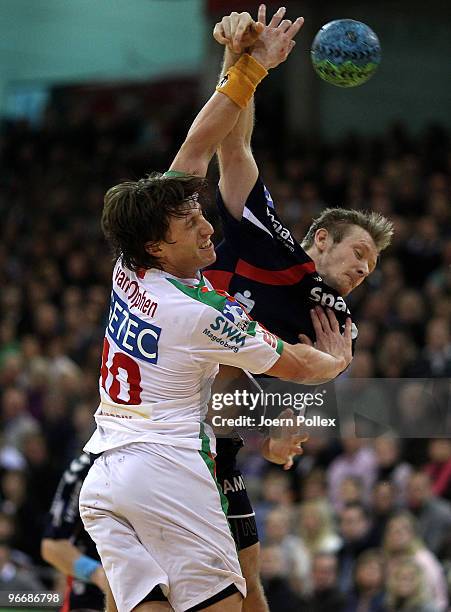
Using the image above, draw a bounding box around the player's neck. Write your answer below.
[305,246,345,297]
[160,261,200,281]
[305,246,320,271]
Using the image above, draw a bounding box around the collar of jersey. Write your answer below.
[150,267,204,287]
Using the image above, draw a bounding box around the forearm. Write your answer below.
[42,539,89,576]
[266,342,346,384]
[218,48,254,150]
[215,50,258,218]
[170,91,244,177]
[41,539,102,587]
[170,53,266,177]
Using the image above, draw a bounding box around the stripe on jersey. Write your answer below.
[199,424,229,517]
[247,321,283,355]
[203,270,233,292]
[235,259,316,286]
[167,276,229,312]
[242,206,274,237]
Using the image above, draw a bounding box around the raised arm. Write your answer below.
[168,54,266,178]
[170,7,303,180]
[215,6,304,219]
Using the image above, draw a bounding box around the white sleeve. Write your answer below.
[189,303,283,374]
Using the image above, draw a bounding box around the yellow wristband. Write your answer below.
[216,54,268,109]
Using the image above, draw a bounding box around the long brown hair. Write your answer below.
[101,172,208,271]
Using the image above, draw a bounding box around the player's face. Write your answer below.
[155,203,216,278]
[316,225,378,296]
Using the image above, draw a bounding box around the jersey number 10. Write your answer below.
[100,337,143,404]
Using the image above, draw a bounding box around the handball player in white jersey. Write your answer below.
[79,12,353,612]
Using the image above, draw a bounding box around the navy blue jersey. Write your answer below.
[205,177,356,345]
[43,453,104,612]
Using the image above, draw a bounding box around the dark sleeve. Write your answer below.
[216,176,278,251]
[42,454,92,539]
[216,176,309,274]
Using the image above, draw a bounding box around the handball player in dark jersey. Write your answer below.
[41,453,112,612]
[204,7,394,612]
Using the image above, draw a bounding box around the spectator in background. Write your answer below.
[337,503,377,593]
[296,435,341,487]
[327,423,377,512]
[408,318,451,378]
[426,239,451,299]
[71,402,97,452]
[393,291,426,347]
[424,439,451,502]
[344,549,386,612]
[338,476,365,508]
[298,467,329,502]
[401,216,442,289]
[0,470,42,564]
[254,469,295,539]
[20,432,59,518]
[259,544,301,612]
[0,435,26,473]
[1,387,39,449]
[299,552,346,612]
[373,436,413,504]
[376,330,417,378]
[0,543,44,592]
[369,480,398,546]
[395,383,444,445]
[263,506,310,595]
[385,557,440,612]
[340,352,392,436]
[297,498,342,558]
[406,471,451,555]
[0,513,31,570]
[383,511,447,611]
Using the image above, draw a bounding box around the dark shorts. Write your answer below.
[215,436,259,551]
[64,579,104,612]
[139,583,239,610]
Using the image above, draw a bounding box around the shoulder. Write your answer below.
[165,276,251,328]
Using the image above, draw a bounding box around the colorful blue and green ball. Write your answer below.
[311,19,381,87]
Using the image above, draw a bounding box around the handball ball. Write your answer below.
[311,19,381,87]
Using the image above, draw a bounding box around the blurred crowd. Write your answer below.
[0,86,450,611]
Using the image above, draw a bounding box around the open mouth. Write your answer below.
[199,240,213,250]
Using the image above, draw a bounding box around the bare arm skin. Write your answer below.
[170,7,303,180]
[215,6,303,218]
[41,539,107,592]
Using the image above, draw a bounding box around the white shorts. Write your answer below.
[79,443,246,612]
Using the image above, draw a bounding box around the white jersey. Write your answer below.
[84,260,282,455]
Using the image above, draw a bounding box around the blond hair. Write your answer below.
[302,208,394,252]
[386,557,429,609]
[298,499,336,553]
